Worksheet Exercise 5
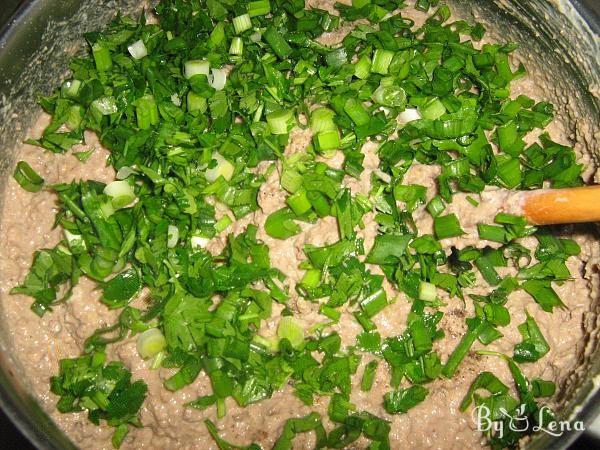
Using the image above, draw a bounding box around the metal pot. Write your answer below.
[0,1,598,448]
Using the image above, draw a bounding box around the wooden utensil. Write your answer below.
[520,185,600,225]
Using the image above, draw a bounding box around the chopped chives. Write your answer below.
[229,37,243,55]
[301,269,321,289]
[474,255,502,286]
[187,91,207,113]
[316,130,340,151]
[419,97,446,120]
[232,14,252,34]
[263,26,292,59]
[13,161,44,193]
[361,360,378,391]
[466,195,479,206]
[343,98,370,126]
[320,305,341,322]
[426,195,446,217]
[306,191,331,217]
[433,214,464,239]
[92,43,112,71]
[135,95,159,130]
[248,0,271,17]
[215,215,233,233]
[287,189,312,215]
[266,109,294,134]
[477,224,507,243]
[354,55,371,79]
[371,49,394,75]
[281,169,303,193]
[310,108,337,133]
[209,22,225,47]
[418,282,437,301]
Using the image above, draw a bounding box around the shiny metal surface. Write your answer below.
[0,1,598,449]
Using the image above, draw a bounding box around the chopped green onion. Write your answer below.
[127,40,148,59]
[233,14,252,34]
[61,79,81,98]
[277,316,304,349]
[287,189,312,215]
[91,96,118,117]
[371,49,394,75]
[135,94,159,130]
[209,68,227,91]
[190,234,210,249]
[209,22,225,48]
[384,385,429,414]
[497,157,522,189]
[187,91,207,113]
[263,26,292,59]
[92,43,112,71]
[419,281,437,301]
[229,37,243,55]
[366,234,412,265]
[372,85,407,108]
[466,195,479,206]
[361,360,378,391]
[475,255,502,286]
[433,214,464,239]
[477,224,507,243]
[167,225,179,248]
[136,328,167,359]
[184,60,210,79]
[531,379,556,398]
[301,269,321,288]
[343,98,370,126]
[360,290,387,317]
[248,0,271,17]
[320,305,341,322]
[265,208,301,239]
[310,108,337,133]
[13,161,44,193]
[281,169,303,193]
[205,153,234,182]
[186,395,217,411]
[397,107,422,124]
[419,97,446,120]
[307,191,331,217]
[354,55,371,79]
[104,180,136,209]
[215,215,233,233]
[426,195,445,217]
[316,130,340,151]
[266,109,294,134]
[442,318,482,377]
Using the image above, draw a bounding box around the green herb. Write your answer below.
[384,385,429,414]
[513,312,550,362]
[13,161,44,192]
[50,352,147,448]
[433,214,464,239]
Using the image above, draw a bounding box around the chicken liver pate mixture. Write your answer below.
[1,1,599,449]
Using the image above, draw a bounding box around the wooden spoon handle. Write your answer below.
[521,185,600,225]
